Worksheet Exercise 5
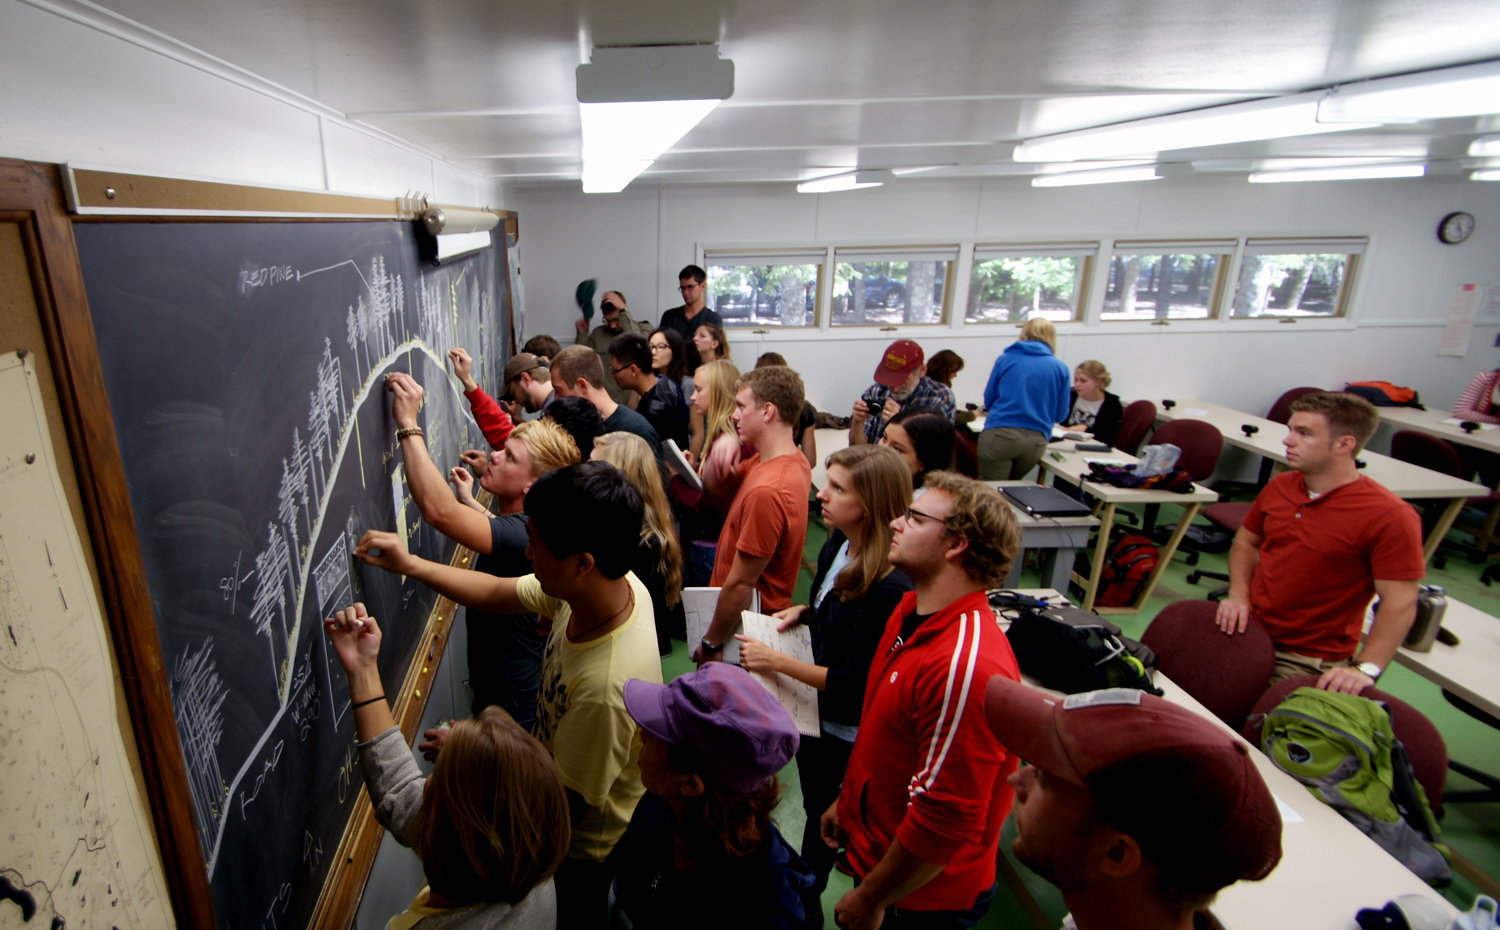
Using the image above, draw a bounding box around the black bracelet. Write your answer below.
[700,639,723,653]
[352,695,386,710]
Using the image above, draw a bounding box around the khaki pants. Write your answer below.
[977,426,1049,480]
[1270,650,1352,685]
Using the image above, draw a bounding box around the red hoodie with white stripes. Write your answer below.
[837,589,1021,912]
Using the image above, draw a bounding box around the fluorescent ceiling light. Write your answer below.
[1247,164,1426,183]
[1473,169,1500,181]
[797,169,891,193]
[1318,59,1500,124]
[577,46,733,193]
[1469,134,1500,157]
[1030,166,1161,187]
[1013,92,1374,162]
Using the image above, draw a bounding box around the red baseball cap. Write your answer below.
[873,340,924,387]
[984,678,1282,884]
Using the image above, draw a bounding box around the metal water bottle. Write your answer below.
[1403,584,1447,653]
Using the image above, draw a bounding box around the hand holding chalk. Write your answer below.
[353,529,406,573]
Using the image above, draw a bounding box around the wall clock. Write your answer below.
[1438,211,1475,244]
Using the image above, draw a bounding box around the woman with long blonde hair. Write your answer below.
[593,431,684,655]
[681,359,742,586]
[735,444,914,916]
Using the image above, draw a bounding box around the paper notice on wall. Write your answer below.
[740,611,820,737]
[1481,284,1500,322]
[683,586,760,664]
[1438,284,1484,357]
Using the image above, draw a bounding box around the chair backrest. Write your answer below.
[1390,430,1462,478]
[1266,386,1325,425]
[1115,400,1158,455]
[952,428,979,477]
[1200,500,1253,534]
[1148,419,1223,481]
[1140,600,1274,732]
[1244,675,1448,808]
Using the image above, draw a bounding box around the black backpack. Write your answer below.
[989,592,1162,696]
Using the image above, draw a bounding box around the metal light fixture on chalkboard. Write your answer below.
[414,202,500,265]
[577,45,735,194]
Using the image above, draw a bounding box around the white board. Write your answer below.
[0,353,174,928]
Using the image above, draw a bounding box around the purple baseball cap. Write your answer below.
[623,663,799,793]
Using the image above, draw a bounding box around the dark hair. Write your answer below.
[888,407,956,481]
[667,742,780,862]
[679,264,707,285]
[524,462,643,580]
[608,331,652,374]
[522,334,562,360]
[755,352,787,368]
[600,289,627,311]
[926,349,965,387]
[650,327,688,382]
[543,395,605,458]
[738,365,804,427]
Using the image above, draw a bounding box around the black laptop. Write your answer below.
[1001,485,1094,518]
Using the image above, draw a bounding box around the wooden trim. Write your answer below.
[0,159,218,927]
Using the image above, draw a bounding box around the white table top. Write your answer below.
[1378,405,1500,455]
[1394,596,1500,721]
[1157,399,1486,499]
[1038,439,1220,504]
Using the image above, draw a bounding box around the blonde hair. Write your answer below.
[592,432,683,606]
[826,445,912,602]
[511,419,580,476]
[918,471,1021,587]
[697,360,742,472]
[413,706,569,905]
[1019,317,1057,354]
[1075,359,1111,389]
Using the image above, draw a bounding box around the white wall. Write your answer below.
[516,174,1500,421]
[0,0,507,208]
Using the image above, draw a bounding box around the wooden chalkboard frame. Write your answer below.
[7,159,511,930]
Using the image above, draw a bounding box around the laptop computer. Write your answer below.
[1001,485,1094,518]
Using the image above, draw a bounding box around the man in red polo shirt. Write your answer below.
[1216,391,1424,694]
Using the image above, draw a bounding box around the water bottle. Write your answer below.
[1403,584,1447,653]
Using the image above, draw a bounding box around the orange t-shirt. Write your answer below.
[710,451,812,611]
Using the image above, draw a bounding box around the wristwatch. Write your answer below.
[1356,661,1383,680]
[700,639,723,654]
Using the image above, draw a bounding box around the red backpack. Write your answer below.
[1095,534,1159,607]
[1345,381,1422,408]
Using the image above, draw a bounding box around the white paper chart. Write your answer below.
[739,611,820,738]
[683,586,760,664]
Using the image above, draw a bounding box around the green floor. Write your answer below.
[661,504,1500,926]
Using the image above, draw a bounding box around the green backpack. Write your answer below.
[1258,687,1451,886]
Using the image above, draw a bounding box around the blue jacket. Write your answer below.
[982,340,1071,437]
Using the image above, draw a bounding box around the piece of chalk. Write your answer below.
[367,548,383,557]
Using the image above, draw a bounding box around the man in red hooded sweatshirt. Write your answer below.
[820,471,1022,929]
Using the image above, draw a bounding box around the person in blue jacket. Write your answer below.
[977,317,1070,480]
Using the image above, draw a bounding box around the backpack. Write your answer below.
[1080,533,1159,608]
[1256,687,1451,886]
[990,592,1163,696]
[1345,381,1424,409]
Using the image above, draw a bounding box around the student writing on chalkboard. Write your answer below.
[449,347,516,448]
[354,462,663,929]
[387,371,581,729]
[323,602,569,929]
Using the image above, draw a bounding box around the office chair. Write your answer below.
[1140,600,1274,732]
[1212,386,1324,499]
[1389,430,1497,569]
[1140,418,1221,536]
[1440,690,1500,804]
[1114,400,1158,456]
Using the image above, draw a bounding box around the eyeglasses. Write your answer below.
[903,506,947,528]
[610,364,632,376]
[649,343,670,352]
[678,283,700,292]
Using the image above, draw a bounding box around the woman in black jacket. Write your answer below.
[1066,359,1124,446]
[736,444,913,923]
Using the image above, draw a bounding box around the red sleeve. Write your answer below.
[465,386,513,447]
[894,619,1013,865]
[1369,501,1426,580]
[1241,491,1269,538]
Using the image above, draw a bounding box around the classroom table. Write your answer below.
[1032,442,1219,615]
[998,589,1458,929]
[1378,405,1500,457]
[988,482,1100,591]
[1156,399,1487,562]
[1394,596,1500,720]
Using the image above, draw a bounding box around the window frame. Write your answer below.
[1225,237,1367,321]
[828,245,960,328]
[1098,239,1237,324]
[700,248,828,329]
[965,242,1099,325]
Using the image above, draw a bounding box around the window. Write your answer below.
[967,244,1096,323]
[831,246,958,326]
[703,250,824,327]
[1230,238,1365,319]
[1101,240,1235,321]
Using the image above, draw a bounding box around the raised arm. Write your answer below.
[355,529,525,613]
[450,348,515,446]
[387,372,495,554]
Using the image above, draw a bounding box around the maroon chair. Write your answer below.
[1242,674,1448,809]
[1114,400,1158,455]
[1141,418,1222,535]
[1140,600,1274,732]
[1266,386,1326,425]
[1217,386,1326,498]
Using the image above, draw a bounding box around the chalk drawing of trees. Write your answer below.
[172,637,228,857]
[249,522,292,686]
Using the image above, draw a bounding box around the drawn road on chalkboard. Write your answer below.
[200,336,477,878]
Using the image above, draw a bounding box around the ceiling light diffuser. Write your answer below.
[796,169,891,193]
[577,45,734,193]
[1013,92,1373,163]
[1473,169,1500,181]
[1030,166,1161,187]
[1469,135,1500,157]
[1318,59,1500,124]
[1247,164,1426,183]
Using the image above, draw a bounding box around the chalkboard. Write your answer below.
[72,221,503,929]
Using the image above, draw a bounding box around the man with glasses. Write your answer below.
[820,472,1023,930]
[609,331,689,451]
[659,264,724,353]
[575,289,647,404]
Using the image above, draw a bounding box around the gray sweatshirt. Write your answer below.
[358,727,557,930]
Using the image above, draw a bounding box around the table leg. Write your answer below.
[1075,503,1116,612]
[1096,502,1201,616]
[1039,547,1073,592]
[1423,497,1465,563]
[1005,555,1024,589]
